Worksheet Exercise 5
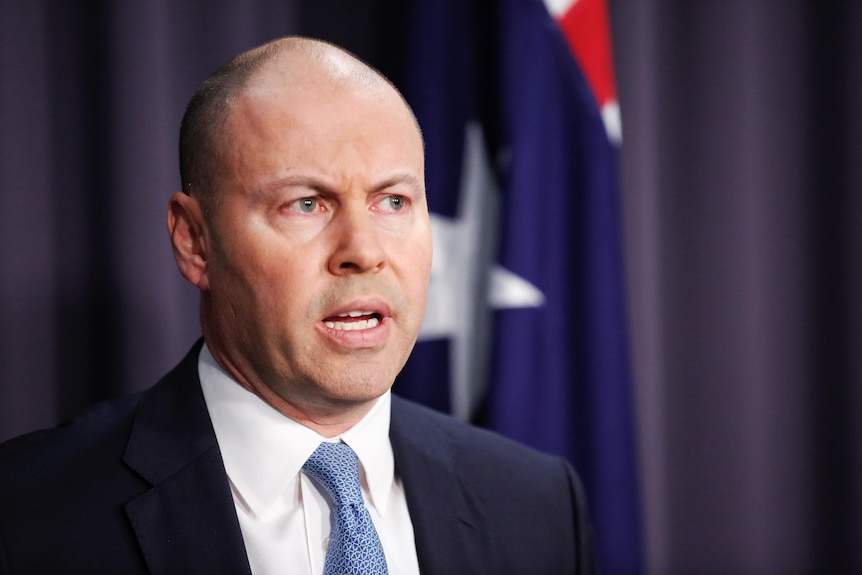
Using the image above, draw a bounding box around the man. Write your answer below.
[0,37,595,574]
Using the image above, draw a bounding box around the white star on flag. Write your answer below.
[419,122,545,420]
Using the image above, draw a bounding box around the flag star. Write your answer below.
[543,0,579,18]
[419,122,545,420]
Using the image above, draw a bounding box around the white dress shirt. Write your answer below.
[198,344,420,575]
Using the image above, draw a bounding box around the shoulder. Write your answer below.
[390,394,583,497]
[0,392,142,473]
[0,392,148,525]
[390,394,596,573]
[0,345,206,571]
[0,392,149,568]
[0,340,204,484]
[391,394,566,464]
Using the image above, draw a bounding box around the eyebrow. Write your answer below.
[258,172,424,196]
[370,173,424,194]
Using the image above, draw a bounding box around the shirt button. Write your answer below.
[323,535,330,552]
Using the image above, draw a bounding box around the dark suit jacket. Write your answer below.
[0,341,595,574]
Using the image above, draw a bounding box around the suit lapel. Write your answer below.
[123,342,252,575]
[390,396,488,575]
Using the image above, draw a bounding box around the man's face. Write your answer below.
[200,74,431,417]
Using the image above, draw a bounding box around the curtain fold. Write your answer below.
[612,2,862,573]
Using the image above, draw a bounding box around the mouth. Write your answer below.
[322,310,384,331]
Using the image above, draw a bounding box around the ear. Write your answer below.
[167,192,211,290]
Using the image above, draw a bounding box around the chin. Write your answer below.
[323,374,393,404]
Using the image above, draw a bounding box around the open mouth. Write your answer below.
[323,310,383,331]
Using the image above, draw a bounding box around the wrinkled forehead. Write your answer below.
[214,59,423,191]
[229,54,421,149]
[207,42,424,191]
[229,75,414,146]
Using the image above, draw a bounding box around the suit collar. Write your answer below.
[123,340,252,575]
[390,395,488,575]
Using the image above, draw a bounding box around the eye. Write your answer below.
[289,197,320,213]
[380,195,407,212]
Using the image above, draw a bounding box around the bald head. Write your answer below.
[178,36,419,212]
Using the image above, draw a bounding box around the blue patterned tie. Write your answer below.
[303,442,389,575]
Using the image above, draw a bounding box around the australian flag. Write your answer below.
[390,0,642,573]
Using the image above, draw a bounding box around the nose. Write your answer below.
[327,202,386,276]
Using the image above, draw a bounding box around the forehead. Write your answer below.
[235,51,403,124]
[222,71,424,176]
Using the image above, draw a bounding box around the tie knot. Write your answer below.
[303,442,363,506]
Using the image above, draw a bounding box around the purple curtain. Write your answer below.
[612,1,862,573]
[1,1,860,573]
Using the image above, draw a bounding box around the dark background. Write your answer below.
[1,1,860,573]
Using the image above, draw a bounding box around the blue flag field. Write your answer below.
[390,1,643,573]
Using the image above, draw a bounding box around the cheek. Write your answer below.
[258,252,331,323]
[210,238,296,310]
[413,228,434,283]
[398,238,433,300]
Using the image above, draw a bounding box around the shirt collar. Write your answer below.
[197,343,395,517]
[339,385,394,513]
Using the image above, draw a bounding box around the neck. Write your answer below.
[203,340,379,437]
[248,382,379,438]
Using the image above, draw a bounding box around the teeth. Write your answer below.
[338,310,375,318]
[324,317,380,331]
